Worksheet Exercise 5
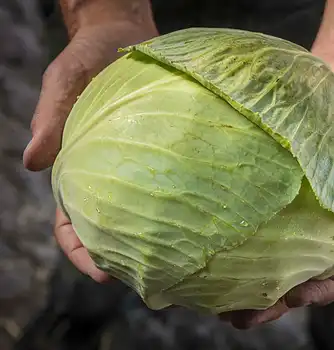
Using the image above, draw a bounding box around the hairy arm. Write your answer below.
[312,0,334,65]
[59,0,157,39]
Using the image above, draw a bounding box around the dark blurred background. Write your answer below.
[1,1,334,350]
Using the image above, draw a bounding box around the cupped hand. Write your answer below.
[23,20,158,280]
[23,22,158,171]
[220,278,334,329]
[55,208,110,283]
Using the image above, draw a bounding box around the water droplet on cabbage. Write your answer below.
[240,220,249,227]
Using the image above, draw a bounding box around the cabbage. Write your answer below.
[52,28,334,314]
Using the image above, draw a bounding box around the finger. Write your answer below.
[226,300,288,329]
[23,44,88,171]
[54,208,110,283]
[285,278,334,307]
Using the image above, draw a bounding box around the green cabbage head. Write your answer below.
[52,28,334,314]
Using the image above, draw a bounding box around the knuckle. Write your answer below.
[286,280,334,307]
[313,283,327,298]
[67,53,90,87]
[312,280,334,305]
[42,59,65,85]
[42,52,86,87]
[43,52,88,95]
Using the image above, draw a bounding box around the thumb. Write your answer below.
[23,46,88,171]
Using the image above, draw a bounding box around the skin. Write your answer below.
[23,0,334,329]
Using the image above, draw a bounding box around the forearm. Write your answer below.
[59,0,157,39]
[312,0,334,62]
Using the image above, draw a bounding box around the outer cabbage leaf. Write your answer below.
[125,28,334,211]
[52,51,303,310]
[154,180,334,313]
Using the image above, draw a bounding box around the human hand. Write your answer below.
[220,278,334,329]
[311,35,334,71]
[23,0,158,280]
[312,47,334,71]
[23,3,158,170]
[54,208,110,282]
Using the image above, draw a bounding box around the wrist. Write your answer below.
[312,34,334,67]
[59,0,157,39]
[311,0,334,68]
